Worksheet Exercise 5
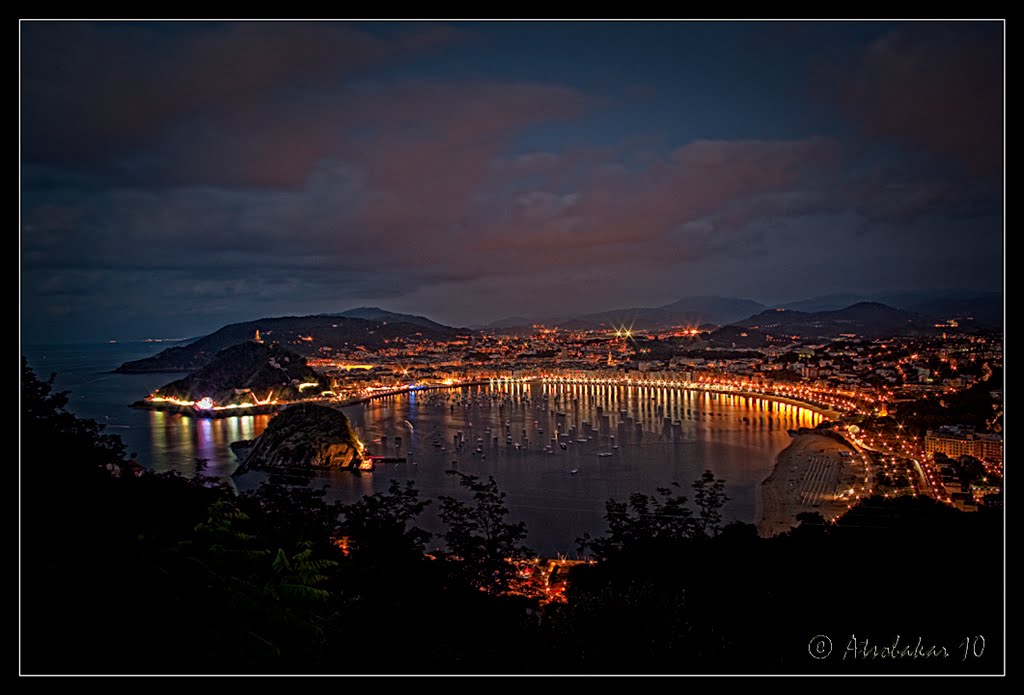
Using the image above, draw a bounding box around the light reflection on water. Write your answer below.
[234,382,821,555]
[148,410,270,485]
[21,344,823,555]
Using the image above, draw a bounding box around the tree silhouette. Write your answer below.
[692,470,729,537]
[578,471,729,561]
[338,479,431,562]
[438,471,531,592]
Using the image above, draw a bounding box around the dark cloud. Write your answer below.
[836,23,1002,173]
[22,22,457,172]
[20,135,840,291]
[20,21,1003,341]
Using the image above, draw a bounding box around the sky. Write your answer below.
[21,20,1004,342]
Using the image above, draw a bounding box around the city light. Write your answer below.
[136,317,1000,514]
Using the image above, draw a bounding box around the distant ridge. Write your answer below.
[776,293,872,313]
[733,302,928,331]
[479,315,538,330]
[325,306,456,331]
[467,289,1000,332]
[483,296,766,330]
[777,290,1001,328]
[707,302,941,346]
[115,314,463,373]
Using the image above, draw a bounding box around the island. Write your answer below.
[233,402,370,474]
[134,341,331,417]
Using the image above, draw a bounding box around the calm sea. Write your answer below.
[22,343,819,554]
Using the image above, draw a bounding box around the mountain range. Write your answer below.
[114,290,1001,373]
[480,289,1001,332]
[706,302,937,347]
[480,296,766,332]
[776,289,1002,327]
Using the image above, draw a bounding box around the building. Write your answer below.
[978,433,1003,464]
[925,427,1003,465]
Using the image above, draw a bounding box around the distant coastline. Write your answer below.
[114,367,196,374]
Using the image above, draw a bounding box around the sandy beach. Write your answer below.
[756,432,868,537]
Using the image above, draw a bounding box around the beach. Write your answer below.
[757,432,867,537]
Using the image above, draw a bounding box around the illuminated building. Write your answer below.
[925,427,1003,465]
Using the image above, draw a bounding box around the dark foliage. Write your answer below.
[553,495,1002,674]
[438,471,533,592]
[577,471,728,561]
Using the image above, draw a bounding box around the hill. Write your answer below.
[903,292,1002,329]
[709,302,935,345]
[150,341,330,406]
[568,295,765,330]
[479,315,539,330]
[233,403,366,474]
[778,290,1002,328]
[484,296,766,331]
[326,306,456,331]
[477,291,1001,333]
[776,293,874,313]
[115,315,464,373]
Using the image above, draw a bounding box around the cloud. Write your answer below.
[20,22,1003,339]
[835,23,1002,173]
[515,191,581,220]
[21,21,458,172]
[22,135,838,293]
[472,137,843,260]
